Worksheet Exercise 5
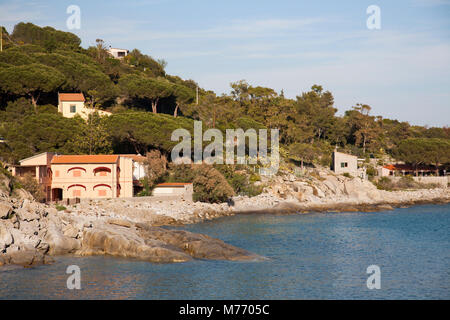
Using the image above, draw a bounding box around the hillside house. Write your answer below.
[332,151,358,175]
[108,47,129,59]
[58,93,111,120]
[331,151,366,179]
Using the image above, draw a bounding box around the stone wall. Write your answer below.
[390,176,449,188]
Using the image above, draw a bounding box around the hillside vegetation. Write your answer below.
[0,23,449,203]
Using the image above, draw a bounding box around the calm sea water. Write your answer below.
[1,204,449,299]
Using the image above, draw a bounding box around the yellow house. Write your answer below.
[58,93,111,120]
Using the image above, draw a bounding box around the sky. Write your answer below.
[1,0,449,126]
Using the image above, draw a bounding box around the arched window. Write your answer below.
[93,184,111,197]
[93,184,112,190]
[93,167,111,177]
[67,167,87,173]
[68,167,86,177]
[68,184,87,190]
[67,184,86,197]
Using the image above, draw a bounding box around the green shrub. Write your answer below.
[137,177,152,196]
[343,172,353,178]
[168,164,235,203]
[167,164,196,183]
[243,184,264,197]
[396,176,417,189]
[191,164,235,203]
[376,177,393,191]
[366,166,377,177]
[214,164,263,197]
[55,204,66,211]
[17,172,44,201]
[249,173,261,183]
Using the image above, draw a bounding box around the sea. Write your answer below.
[1,204,449,299]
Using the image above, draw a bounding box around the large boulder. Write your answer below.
[5,244,45,266]
[77,222,262,264]
[0,222,13,251]
[137,224,262,262]
[11,188,34,202]
[79,226,192,263]
[0,201,13,219]
[62,224,80,239]
[45,223,81,255]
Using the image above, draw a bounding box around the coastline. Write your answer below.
[1,170,449,268]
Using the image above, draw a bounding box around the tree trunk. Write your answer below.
[127,133,141,154]
[362,134,366,154]
[29,93,39,111]
[151,98,159,114]
[174,103,179,118]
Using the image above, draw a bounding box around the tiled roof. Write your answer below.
[58,93,85,102]
[383,164,437,171]
[51,155,119,164]
[155,183,192,187]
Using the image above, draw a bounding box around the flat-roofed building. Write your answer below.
[153,183,193,201]
[331,151,358,176]
[107,47,129,59]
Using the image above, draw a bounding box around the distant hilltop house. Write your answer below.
[331,151,366,179]
[58,93,111,120]
[10,152,194,202]
[107,47,129,59]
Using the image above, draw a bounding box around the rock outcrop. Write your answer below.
[232,168,449,214]
[1,167,448,268]
[0,174,261,267]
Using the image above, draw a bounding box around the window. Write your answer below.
[98,190,107,197]
[94,167,111,176]
[55,170,59,177]
[73,189,81,197]
[341,162,348,168]
[70,105,76,113]
[73,170,81,177]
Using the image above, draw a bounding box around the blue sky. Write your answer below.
[1,0,449,126]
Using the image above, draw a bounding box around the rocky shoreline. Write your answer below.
[1,169,449,267]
